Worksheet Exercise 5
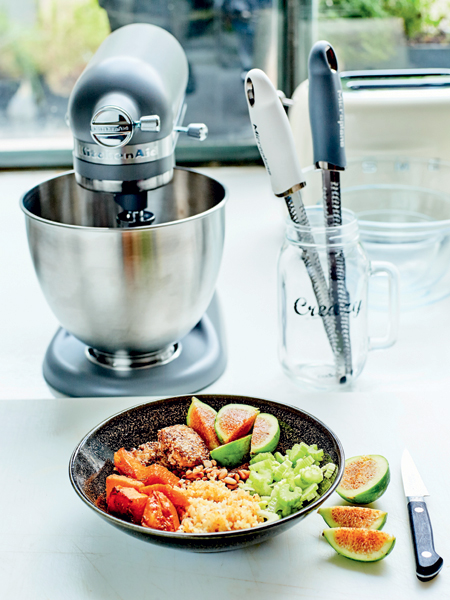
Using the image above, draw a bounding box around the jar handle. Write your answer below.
[368,261,400,350]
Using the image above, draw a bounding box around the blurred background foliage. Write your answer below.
[0,0,110,92]
[319,0,450,40]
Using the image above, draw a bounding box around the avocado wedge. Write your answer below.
[210,435,252,468]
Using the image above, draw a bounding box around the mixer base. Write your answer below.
[43,296,227,397]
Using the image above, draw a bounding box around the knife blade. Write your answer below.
[401,449,443,581]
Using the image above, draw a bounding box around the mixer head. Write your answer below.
[67,23,207,226]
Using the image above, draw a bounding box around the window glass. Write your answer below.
[2,0,449,166]
[0,1,109,144]
[318,0,450,71]
[0,0,279,164]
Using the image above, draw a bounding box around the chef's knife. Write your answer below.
[401,449,443,581]
[308,41,352,382]
[244,68,343,378]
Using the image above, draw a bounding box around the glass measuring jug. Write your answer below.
[278,206,399,390]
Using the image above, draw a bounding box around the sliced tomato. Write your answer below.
[106,474,145,500]
[107,486,148,524]
[140,483,189,517]
[141,491,180,532]
[113,448,150,481]
[142,463,180,486]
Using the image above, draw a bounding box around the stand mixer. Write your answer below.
[21,24,227,397]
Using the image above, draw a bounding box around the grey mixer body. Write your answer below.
[21,24,227,397]
[69,23,207,223]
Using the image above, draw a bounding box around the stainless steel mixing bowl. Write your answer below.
[21,168,226,355]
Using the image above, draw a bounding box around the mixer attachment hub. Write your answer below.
[117,210,155,227]
[114,191,155,227]
[86,343,181,371]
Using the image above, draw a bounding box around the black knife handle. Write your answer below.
[407,499,443,582]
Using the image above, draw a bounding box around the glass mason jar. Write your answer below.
[278,206,399,391]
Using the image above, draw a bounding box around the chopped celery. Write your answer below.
[317,477,333,495]
[258,509,281,523]
[293,474,306,489]
[301,483,318,501]
[273,458,293,482]
[279,484,302,509]
[239,482,255,494]
[301,465,324,485]
[242,440,336,522]
[322,462,337,478]
[264,481,285,512]
[249,458,275,477]
[250,452,275,465]
[248,471,273,496]
[259,496,271,509]
[293,455,315,474]
[309,448,324,463]
[288,442,310,464]
[274,451,285,464]
[285,474,297,491]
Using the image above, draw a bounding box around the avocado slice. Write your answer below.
[323,527,396,562]
[210,434,252,468]
[336,455,390,505]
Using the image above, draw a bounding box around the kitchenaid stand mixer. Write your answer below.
[21,24,227,397]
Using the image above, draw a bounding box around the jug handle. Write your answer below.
[368,261,400,350]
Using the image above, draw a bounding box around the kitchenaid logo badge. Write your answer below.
[253,124,271,175]
[294,297,362,318]
[91,124,131,134]
[77,142,158,162]
[337,89,345,148]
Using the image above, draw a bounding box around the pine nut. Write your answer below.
[205,467,213,473]
[218,469,228,480]
[233,473,240,482]
[211,460,217,466]
[203,460,212,468]
[223,477,236,485]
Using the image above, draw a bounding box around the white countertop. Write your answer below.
[0,167,449,598]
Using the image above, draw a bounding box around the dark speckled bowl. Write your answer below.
[69,394,344,552]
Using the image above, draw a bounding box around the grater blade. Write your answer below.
[321,170,353,380]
